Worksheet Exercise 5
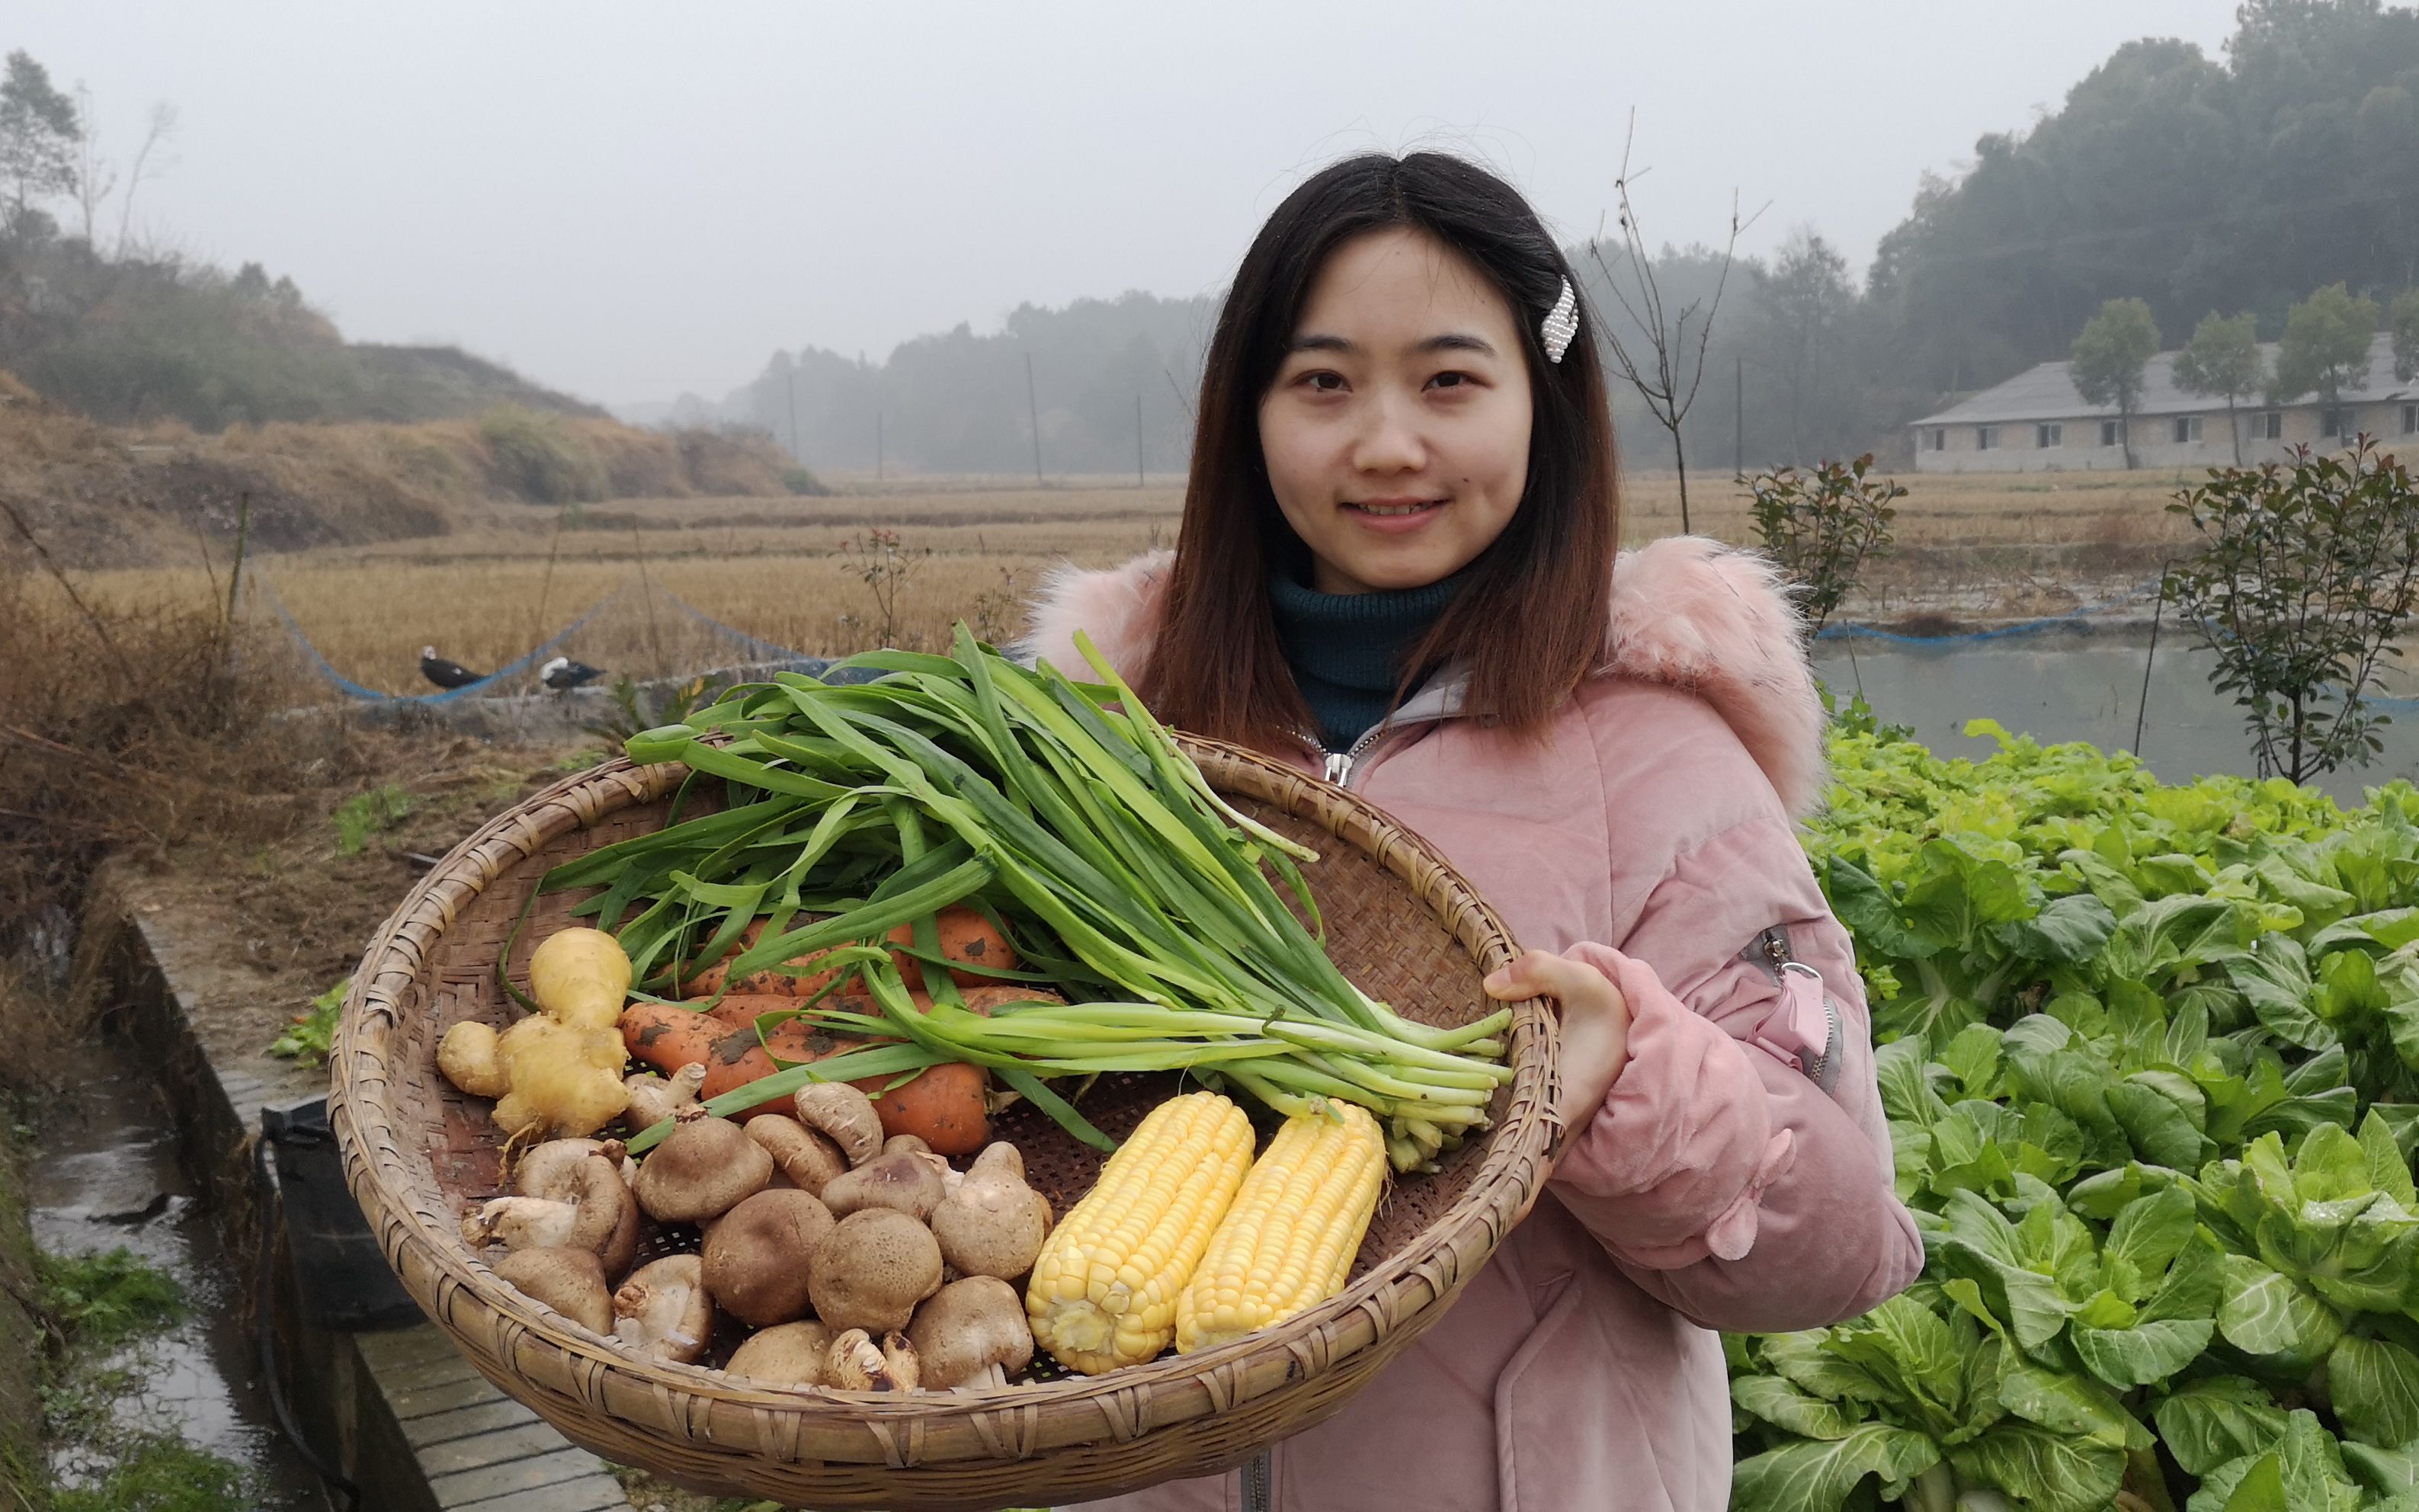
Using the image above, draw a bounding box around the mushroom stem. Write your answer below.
[828,1328,919,1392]
[462,1195,578,1250]
[612,1255,713,1364]
[625,1063,706,1129]
[950,1361,1009,1394]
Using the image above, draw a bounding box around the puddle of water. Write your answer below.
[1814,633,2419,806]
[30,1067,330,1508]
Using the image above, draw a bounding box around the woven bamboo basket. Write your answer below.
[330,735,1559,1510]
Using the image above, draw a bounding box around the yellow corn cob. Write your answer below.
[1176,1101,1386,1354]
[1027,1091,1255,1374]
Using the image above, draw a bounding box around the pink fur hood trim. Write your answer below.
[1017,535,1828,816]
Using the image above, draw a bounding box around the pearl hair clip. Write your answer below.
[1540,277,1579,364]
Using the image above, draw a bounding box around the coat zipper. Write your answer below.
[1743,925,1843,1093]
[1241,1449,1274,1512]
[1313,719,1405,790]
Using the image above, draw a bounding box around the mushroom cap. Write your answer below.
[908,1275,1033,1389]
[726,1320,838,1387]
[880,1330,921,1392]
[793,1082,884,1168]
[612,1254,713,1364]
[495,1247,614,1336]
[633,1115,774,1223]
[508,1152,636,1261]
[702,1187,835,1327]
[807,1208,943,1334]
[512,1138,608,1199]
[596,1179,642,1278]
[820,1146,947,1222]
[930,1142,1053,1280]
[745,1114,847,1196]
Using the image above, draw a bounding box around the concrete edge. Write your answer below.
[98,909,637,1512]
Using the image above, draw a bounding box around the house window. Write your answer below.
[2100,419,2123,447]
[2038,422,2062,448]
[1924,428,1946,452]
[2324,407,2356,439]
[2172,416,2203,444]
[2403,403,2415,435]
[2262,411,2283,440]
[1975,426,1998,450]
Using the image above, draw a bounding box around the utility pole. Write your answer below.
[786,370,800,462]
[1135,393,1145,487]
[876,412,884,482]
[1025,352,1043,486]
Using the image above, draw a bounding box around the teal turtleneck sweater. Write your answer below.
[1267,567,1465,753]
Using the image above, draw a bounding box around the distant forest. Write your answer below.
[0,46,608,431]
[663,291,1221,478]
[673,0,2419,474]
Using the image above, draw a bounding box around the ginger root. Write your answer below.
[439,928,633,1139]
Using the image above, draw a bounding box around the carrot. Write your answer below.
[620,1002,725,1076]
[883,906,1020,990]
[679,918,842,998]
[854,1062,991,1155]
[959,985,1065,1015]
[698,1017,877,1105]
[702,992,806,1031]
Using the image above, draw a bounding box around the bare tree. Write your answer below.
[113,101,177,255]
[1586,115,1761,534]
[69,84,116,245]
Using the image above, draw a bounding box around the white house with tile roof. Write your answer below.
[1909,333,2414,472]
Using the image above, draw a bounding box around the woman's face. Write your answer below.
[1258,226,1533,596]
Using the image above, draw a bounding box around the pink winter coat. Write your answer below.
[1018,535,1924,1512]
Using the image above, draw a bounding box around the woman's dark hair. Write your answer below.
[1139,151,1621,753]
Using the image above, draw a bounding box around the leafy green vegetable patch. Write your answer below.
[1729,703,2419,1512]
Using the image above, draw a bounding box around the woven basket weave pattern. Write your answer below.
[330,737,1557,1509]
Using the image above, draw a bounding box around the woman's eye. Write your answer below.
[1302,372,1345,392]
[1427,371,1470,390]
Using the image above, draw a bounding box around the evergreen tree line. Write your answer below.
[694,0,2419,476]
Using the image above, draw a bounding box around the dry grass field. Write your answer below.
[38,467,2194,701]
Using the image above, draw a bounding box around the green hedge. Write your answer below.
[1731,704,2419,1512]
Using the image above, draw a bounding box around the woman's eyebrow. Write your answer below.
[1285,332,1497,356]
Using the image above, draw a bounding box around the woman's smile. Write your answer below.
[1346,495,1451,532]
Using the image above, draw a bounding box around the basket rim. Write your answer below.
[328,733,1559,1461]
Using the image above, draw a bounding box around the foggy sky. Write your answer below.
[14,1,2241,407]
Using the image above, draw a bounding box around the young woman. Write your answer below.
[1021,152,1921,1512]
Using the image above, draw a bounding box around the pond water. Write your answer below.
[1809,629,2419,806]
[30,1063,330,1507]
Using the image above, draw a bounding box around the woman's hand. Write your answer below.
[1483,949,1632,1143]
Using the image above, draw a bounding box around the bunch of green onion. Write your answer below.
[543,625,1511,1171]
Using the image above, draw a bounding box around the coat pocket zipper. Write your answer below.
[1742,925,1844,1095]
